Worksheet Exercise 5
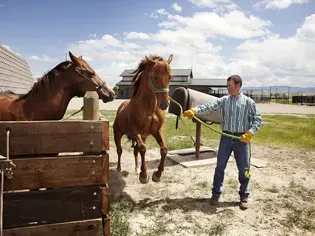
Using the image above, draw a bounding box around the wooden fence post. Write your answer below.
[83,91,99,120]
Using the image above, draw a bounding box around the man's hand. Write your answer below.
[240,131,253,143]
[183,108,197,119]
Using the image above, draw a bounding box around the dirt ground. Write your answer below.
[106,103,315,236]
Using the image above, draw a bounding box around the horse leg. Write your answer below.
[152,130,168,182]
[136,135,149,184]
[114,122,124,172]
[133,142,140,174]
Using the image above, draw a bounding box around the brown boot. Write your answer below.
[210,194,220,205]
[240,198,248,210]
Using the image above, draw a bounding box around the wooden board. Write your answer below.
[0,120,110,156]
[4,153,109,191]
[101,119,109,151]
[3,218,109,236]
[167,151,223,168]
[3,185,109,229]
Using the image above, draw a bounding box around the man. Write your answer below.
[183,75,262,209]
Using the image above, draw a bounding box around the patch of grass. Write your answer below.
[254,114,315,150]
[207,219,228,236]
[288,180,315,201]
[136,214,169,236]
[278,181,315,232]
[110,200,133,236]
[283,204,315,231]
[265,184,279,193]
[226,178,238,190]
[196,181,210,189]
[66,110,315,151]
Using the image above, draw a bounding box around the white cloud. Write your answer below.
[150,8,168,18]
[124,32,150,40]
[172,2,182,12]
[150,12,159,19]
[157,9,167,15]
[62,5,315,88]
[28,55,58,63]
[296,14,315,41]
[65,8,274,87]
[232,14,315,86]
[253,0,310,10]
[189,0,238,12]
[159,10,272,39]
[101,34,122,47]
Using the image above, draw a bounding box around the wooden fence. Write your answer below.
[292,95,315,105]
[0,120,109,235]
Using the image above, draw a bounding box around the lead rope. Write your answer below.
[168,96,252,178]
[61,106,83,120]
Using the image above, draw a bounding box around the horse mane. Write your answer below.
[17,61,73,101]
[131,55,164,97]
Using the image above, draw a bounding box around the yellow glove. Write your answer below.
[240,131,253,143]
[183,107,197,119]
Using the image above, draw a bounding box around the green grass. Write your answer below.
[64,110,315,150]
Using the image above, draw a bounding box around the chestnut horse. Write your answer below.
[113,54,173,183]
[0,51,115,121]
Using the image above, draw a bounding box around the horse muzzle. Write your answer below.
[158,101,169,110]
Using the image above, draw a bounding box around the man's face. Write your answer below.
[227,80,240,96]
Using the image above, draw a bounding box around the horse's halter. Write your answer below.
[74,67,106,91]
[148,70,169,93]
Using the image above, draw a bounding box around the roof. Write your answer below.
[0,44,35,94]
[120,69,193,78]
[116,78,227,87]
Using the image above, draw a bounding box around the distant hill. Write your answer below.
[242,86,315,94]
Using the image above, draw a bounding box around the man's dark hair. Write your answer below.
[227,75,242,87]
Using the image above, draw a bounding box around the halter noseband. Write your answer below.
[74,67,106,91]
[148,71,169,93]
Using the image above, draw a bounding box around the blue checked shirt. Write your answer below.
[195,93,262,134]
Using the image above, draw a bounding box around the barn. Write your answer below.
[0,44,34,94]
[116,69,227,99]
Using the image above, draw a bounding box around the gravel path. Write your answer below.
[67,98,315,114]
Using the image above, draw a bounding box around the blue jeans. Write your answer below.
[212,134,250,199]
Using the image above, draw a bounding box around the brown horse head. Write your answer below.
[69,51,115,102]
[0,52,115,121]
[132,54,173,110]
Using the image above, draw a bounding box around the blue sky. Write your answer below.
[1,0,314,88]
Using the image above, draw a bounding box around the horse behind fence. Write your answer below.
[0,51,115,121]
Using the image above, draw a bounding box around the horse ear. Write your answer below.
[145,56,156,65]
[78,56,82,60]
[69,51,80,65]
[167,54,173,64]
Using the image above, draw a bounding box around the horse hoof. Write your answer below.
[116,167,121,172]
[135,168,140,174]
[152,171,161,182]
[139,175,149,184]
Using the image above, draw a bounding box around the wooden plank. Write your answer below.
[0,120,110,156]
[4,154,109,191]
[3,219,108,236]
[3,185,109,229]
[101,187,109,216]
[101,119,109,151]
[103,215,110,236]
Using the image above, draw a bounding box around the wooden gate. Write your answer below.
[0,120,109,236]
